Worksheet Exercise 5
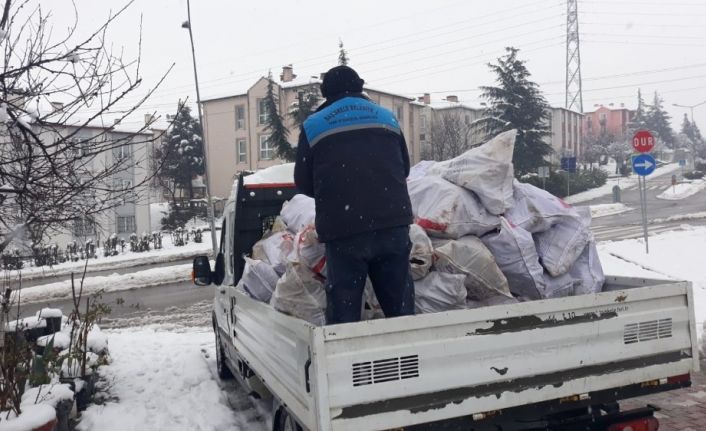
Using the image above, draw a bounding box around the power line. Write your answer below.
[82,14,567,111]
[132,4,565,104]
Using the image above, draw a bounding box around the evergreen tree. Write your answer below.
[263,71,296,161]
[289,84,321,128]
[681,113,704,145]
[645,91,674,148]
[155,104,205,228]
[628,88,648,130]
[338,39,349,66]
[477,47,552,176]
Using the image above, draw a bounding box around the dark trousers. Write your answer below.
[324,225,415,324]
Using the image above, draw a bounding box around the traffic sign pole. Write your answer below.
[631,130,655,254]
[639,176,649,254]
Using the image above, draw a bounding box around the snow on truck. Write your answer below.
[192,160,699,431]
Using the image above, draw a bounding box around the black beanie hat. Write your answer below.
[320,65,364,99]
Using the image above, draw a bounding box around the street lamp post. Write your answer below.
[182,0,218,254]
[673,100,706,123]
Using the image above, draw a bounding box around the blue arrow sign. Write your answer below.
[632,153,656,176]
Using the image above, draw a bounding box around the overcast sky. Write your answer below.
[42,0,706,131]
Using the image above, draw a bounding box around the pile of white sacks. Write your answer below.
[238,129,604,325]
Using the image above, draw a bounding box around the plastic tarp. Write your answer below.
[480,217,548,300]
[428,129,517,215]
[280,194,316,233]
[409,224,433,280]
[409,176,499,239]
[414,271,467,314]
[269,262,327,326]
[505,180,576,233]
[433,236,512,301]
[534,206,592,277]
[241,257,280,303]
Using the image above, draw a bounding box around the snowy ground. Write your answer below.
[77,327,270,431]
[15,263,193,304]
[589,203,634,218]
[15,234,212,282]
[657,179,706,201]
[565,162,680,204]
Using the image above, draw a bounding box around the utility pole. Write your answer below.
[565,0,583,113]
[182,0,218,254]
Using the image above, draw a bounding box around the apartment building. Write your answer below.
[583,104,636,139]
[201,65,423,199]
[43,122,157,247]
[544,107,584,164]
[413,93,485,158]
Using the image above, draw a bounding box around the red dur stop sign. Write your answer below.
[632,130,655,153]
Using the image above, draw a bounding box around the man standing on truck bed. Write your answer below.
[294,65,415,324]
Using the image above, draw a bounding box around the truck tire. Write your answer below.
[215,326,234,380]
[277,408,303,431]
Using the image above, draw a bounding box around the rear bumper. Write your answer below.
[404,375,689,430]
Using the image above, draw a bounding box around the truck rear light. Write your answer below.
[667,373,690,384]
[606,416,658,431]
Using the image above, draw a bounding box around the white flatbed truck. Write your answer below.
[192,172,699,431]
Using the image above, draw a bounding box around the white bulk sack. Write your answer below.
[534,206,592,277]
[294,225,326,275]
[414,272,467,314]
[569,240,605,295]
[543,272,580,299]
[480,217,547,300]
[408,160,437,182]
[280,194,316,233]
[505,180,576,233]
[408,176,499,239]
[270,262,327,326]
[241,257,279,303]
[252,231,294,275]
[433,237,511,301]
[428,129,517,215]
[409,224,433,280]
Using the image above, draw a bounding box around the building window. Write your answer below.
[420,115,427,131]
[114,144,131,160]
[419,133,426,142]
[235,105,245,129]
[237,139,247,164]
[73,217,96,236]
[117,216,136,234]
[395,105,403,121]
[258,99,270,125]
[259,135,273,160]
[465,115,470,125]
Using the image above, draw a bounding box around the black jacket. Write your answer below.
[294,93,413,242]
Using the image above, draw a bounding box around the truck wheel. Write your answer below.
[278,409,303,431]
[215,328,234,380]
